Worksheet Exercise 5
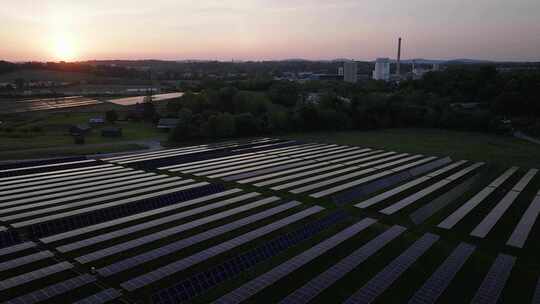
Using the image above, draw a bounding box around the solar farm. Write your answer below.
[1,96,103,114]
[1,137,540,303]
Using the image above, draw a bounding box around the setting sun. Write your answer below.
[53,36,77,62]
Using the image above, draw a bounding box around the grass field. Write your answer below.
[284,128,540,168]
[0,110,166,160]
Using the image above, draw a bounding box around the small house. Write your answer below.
[157,118,179,130]
[70,124,91,136]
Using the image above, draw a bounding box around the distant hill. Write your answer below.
[0,69,97,82]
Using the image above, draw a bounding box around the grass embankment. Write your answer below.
[284,128,540,168]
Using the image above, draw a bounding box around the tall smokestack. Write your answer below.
[397,37,402,76]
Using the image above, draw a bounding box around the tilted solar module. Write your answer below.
[120,205,324,291]
[343,233,439,304]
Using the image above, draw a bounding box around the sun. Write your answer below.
[53,36,78,62]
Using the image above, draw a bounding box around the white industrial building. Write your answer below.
[343,61,357,83]
[372,58,390,81]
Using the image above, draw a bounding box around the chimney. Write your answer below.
[397,37,402,76]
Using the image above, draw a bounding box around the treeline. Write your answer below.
[0,61,150,79]
[166,66,540,142]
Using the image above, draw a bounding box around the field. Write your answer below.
[284,128,540,168]
[0,110,166,160]
[0,137,539,303]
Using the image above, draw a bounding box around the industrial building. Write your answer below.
[372,58,391,81]
[343,61,358,83]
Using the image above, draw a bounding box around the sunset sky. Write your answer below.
[1,0,539,62]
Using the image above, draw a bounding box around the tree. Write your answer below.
[268,82,299,107]
[105,110,118,124]
[234,113,261,136]
[169,108,194,142]
[142,101,157,121]
[206,113,236,138]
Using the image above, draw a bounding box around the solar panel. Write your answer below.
[196,156,295,176]
[40,189,243,244]
[214,218,377,304]
[0,261,73,291]
[12,180,204,229]
[407,157,453,177]
[470,169,537,238]
[343,233,439,304]
[98,201,303,277]
[120,205,323,291]
[356,161,467,209]
[0,230,19,249]
[267,164,348,189]
[162,142,311,171]
[408,242,475,304]
[4,174,176,212]
[291,168,383,194]
[185,154,287,174]
[225,160,317,182]
[116,139,277,165]
[74,195,280,263]
[356,177,431,209]
[72,288,122,304]
[0,159,95,174]
[470,191,521,238]
[171,144,304,171]
[380,163,484,215]
[188,143,323,172]
[5,274,96,304]
[0,250,53,272]
[0,166,127,191]
[308,157,438,198]
[0,171,156,207]
[58,191,261,253]
[512,169,538,192]
[507,195,540,248]
[0,168,134,196]
[246,152,385,187]
[278,225,406,304]
[0,164,114,184]
[2,176,184,221]
[410,174,479,225]
[153,210,349,304]
[471,254,515,304]
[0,242,36,257]
[212,159,315,179]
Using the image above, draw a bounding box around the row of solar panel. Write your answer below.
[97,200,303,278]
[106,138,287,168]
[163,141,461,202]
[0,156,88,172]
[133,140,301,171]
[22,183,223,238]
[0,230,20,249]
[213,219,522,304]
[0,159,96,178]
[120,205,325,291]
[151,210,349,304]
[102,137,278,163]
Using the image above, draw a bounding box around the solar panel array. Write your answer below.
[471,254,516,304]
[0,138,539,303]
[152,210,349,303]
[408,242,476,304]
[343,233,439,304]
[279,225,407,304]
